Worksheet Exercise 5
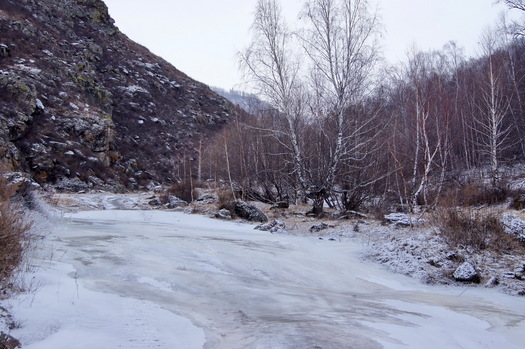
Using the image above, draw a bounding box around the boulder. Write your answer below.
[148,197,162,206]
[215,209,232,220]
[501,213,525,242]
[453,262,480,283]
[513,263,525,280]
[195,193,218,205]
[309,222,331,233]
[233,201,268,222]
[270,201,289,209]
[166,195,188,209]
[384,213,411,226]
[255,220,287,234]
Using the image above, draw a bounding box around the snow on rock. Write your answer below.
[148,197,162,206]
[255,220,287,234]
[516,263,525,277]
[501,213,525,242]
[214,208,232,220]
[195,193,218,205]
[233,201,268,222]
[166,195,188,209]
[384,213,412,226]
[309,222,332,233]
[120,84,151,97]
[35,98,44,111]
[453,262,480,283]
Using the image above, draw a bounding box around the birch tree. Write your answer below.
[475,29,512,186]
[499,0,525,35]
[300,0,381,213]
[239,0,307,199]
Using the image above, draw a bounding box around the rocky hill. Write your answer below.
[0,0,242,191]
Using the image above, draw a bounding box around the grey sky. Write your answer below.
[103,0,519,90]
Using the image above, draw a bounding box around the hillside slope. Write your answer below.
[0,0,241,191]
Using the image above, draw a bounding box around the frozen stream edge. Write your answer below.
[5,210,525,349]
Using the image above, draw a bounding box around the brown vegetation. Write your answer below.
[435,208,524,253]
[0,176,31,294]
[165,179,197,204]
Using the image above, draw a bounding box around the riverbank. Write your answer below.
[51,191,525,296]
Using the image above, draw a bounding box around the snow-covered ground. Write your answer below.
[3,207,525,348]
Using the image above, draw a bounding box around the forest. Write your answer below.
[187,0,525,215]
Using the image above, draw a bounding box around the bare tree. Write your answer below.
[475,29,512,186]
[239,0,308,198]
[300,0,381,213]
[500,0,525,12]
[499,0,525,35]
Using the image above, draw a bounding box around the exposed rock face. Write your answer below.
[0,0,241,190]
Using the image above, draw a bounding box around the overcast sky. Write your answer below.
[103,0,520,90]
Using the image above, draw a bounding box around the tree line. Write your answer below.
[196,0,525,215]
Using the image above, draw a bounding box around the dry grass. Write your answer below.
[437,183,511,208]
[0,176,32,294]
[435,208,524,253]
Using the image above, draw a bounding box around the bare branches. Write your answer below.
[239,0,308,192]
[499,0,525,12]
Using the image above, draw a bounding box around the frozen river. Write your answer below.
[9,210,525,348]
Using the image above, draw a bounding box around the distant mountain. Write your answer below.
[211,87,271,114]
[0,0,242,191]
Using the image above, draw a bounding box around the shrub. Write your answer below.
[0,177,32,293]
[217,190,235,206]
[509,194,525,210]
[438,183,510,208]
[435,208,523,253]
[166,179,196,203]
[218,200,238,218]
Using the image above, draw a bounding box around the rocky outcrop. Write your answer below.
[0,0,241,190]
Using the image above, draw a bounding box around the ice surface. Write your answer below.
[5,210,525,348]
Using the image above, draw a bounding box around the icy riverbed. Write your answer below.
[5,210,525,348]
